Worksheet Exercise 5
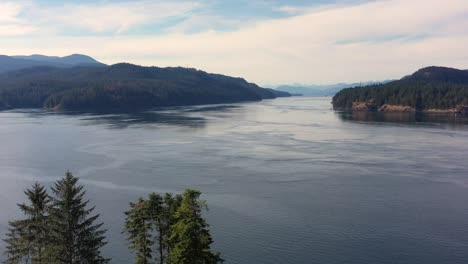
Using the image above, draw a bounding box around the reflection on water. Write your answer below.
[21,110,205,129]
[337,111,468,127]
[1,97,468,264]
[185,105,241,112]
[15,104,245,129]
[79,112,206,129]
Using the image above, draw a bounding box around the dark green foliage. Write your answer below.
[3,183,51,263]
[124,190,220,264]
[162,194,183,259]
[3,174,222,264]
[49,172,109,264]
[123,198,154,264]
[0,63,281,111]
[333,66,468,110]
[3,221,26,264]
[123,193,183,264]
[168,189,222,264]
[3,177,111,264]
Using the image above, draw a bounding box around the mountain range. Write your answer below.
[0,54,289,111]
[273,81,392,96]
[0,54,105,73]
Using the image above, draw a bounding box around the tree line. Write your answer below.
[333,66,468,111]
[333,80,468,110]
[2,172,222,264]
[0,64,280,111]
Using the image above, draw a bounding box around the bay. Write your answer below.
[1,97,468,263]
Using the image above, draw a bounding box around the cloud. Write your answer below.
[0,1,35,35]
[0,2,23,23]
[3,0,200,34]
[273,5,307,15]
[2,0,468,84]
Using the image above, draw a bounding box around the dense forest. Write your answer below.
[3,172,221,264]
[0,63,288,111]
[332,66,468,111]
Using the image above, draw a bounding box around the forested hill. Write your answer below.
[332,66,468,111]
[0,63,287,111]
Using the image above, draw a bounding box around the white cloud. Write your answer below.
[273,5,305,15]
[36,1,199,33]
[0,1,35,35]
[2,0,468,84]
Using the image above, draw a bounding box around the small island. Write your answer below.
[332,66,468,113]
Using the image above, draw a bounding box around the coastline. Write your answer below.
[341,101,467,114]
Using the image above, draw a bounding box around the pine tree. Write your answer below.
[49,172,109,264]
[123,198,153,264]
[168,189,222,264]
[3,182,51,264]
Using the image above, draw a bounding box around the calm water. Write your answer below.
[1,97,468,264]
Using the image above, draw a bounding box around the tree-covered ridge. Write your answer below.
[0,63,288,111]
[332,66,468,111]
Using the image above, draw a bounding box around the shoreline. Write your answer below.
[338,102,467,114]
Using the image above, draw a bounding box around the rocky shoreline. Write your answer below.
[349,100,467,114]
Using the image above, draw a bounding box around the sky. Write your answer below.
[1,0,468,85]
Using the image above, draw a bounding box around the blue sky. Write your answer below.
[21,0,340,34]
[1,0,468,84]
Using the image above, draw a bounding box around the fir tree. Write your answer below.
[3,182,51,264]
[168,189,222,264]
[49,172,109,264]
[3,220,28,264]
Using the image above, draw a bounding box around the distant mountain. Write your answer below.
[274,81,391,96]
[0,54,106,73]
[0,63,288,111]
[0,56,49,74]
[12,54,105,66]
[332,66,468,112]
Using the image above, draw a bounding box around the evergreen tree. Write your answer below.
[162,193,182,259]
[147,193,165,264]
[49,172,109,264]
[168,189,222,264]
[124,193,183,264]
[147,193,183,264]
[3,220,28,264]
[123,198,153,264]
[3,182,51,264]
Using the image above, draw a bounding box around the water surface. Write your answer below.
[1,97,468,263]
